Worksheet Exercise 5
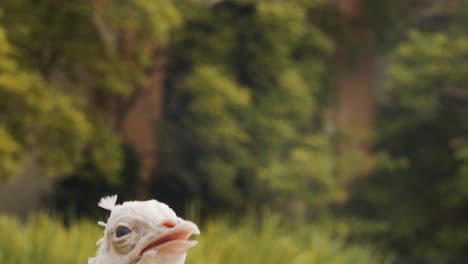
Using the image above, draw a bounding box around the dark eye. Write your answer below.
[115,226,131,238]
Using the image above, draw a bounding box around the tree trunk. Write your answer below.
[121,51,166,199]
[90,0,166,199]
[334,0,376,183]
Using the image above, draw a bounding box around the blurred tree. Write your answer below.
[0,22,91,179]
[332,0,378,189]
[89,0,183,198]
[158,0,339,218]
[0,0,182,196]
[344,1,468,262]
[0,0,125,183]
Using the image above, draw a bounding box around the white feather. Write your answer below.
[98,195,118,211]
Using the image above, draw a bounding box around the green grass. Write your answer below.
[0,214,98,264]
[0,214,389,264]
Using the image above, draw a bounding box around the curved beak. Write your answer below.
[139,218,200,257]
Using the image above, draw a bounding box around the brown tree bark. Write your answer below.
[90,0,166,199]
[121,51,166,199]
[334,0,377,183]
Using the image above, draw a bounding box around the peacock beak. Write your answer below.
[138,218,200,258]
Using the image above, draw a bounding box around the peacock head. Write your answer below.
[89,195,200,264]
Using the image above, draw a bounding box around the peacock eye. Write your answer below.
[115,225,131,238]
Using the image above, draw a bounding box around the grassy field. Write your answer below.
[0,214,389,264]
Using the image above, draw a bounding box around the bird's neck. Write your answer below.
[89,252,187,264]
[137,252,187,264]
[88,252,128,264]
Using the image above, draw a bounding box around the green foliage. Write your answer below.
[0,214,98,264]
[180,65,251,204]
[0,127,21,179]
[388,31,468,110]
[0,0,183,181]
[77,123,123,185]
[102,0,182,44]
[162,0,336,217]
[189,216,388,264]
[363,0,410,51]
[0,23,91,179]
[448,139,468,207]
[345,28,468,262]
[0,214,388,264]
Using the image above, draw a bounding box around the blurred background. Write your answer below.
[0,0,467,263]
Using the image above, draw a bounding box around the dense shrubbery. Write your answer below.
[0,215,97,263]
[0,214,388,264]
